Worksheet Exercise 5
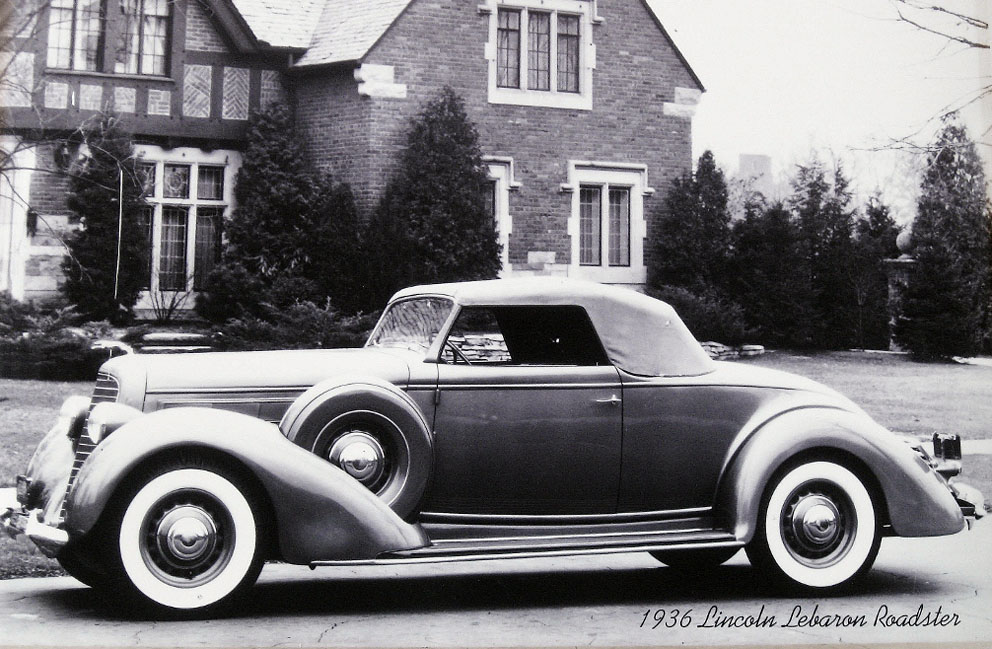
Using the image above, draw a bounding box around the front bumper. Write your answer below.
[1,486,68,557]
[951,481,986,529]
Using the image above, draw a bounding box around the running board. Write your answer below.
[309,530,741,568]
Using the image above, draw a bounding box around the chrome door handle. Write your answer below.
[594,394,622,406]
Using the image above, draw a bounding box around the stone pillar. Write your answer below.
[883,230,916,352]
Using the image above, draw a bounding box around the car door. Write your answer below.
[425,305,623,516]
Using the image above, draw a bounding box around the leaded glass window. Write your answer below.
[163,164,190,199]
[197,166,225,200]
[527,11,550,91]
[193,207,223,290]
[159,205,188,291]
[497,9,521,88]
[579,186,601,266]
[557,14,580,93]
[47,0,104,71]
[116,0,170,75]
[608,188,630,267]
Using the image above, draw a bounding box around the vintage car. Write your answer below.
[2,279,984,615]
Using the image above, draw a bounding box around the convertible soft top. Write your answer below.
[390,278,715,377]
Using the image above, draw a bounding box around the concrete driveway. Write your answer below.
[1,518,990,647]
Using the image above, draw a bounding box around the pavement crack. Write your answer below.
[317,623,338,644]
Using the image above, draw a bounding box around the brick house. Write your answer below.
[0,0,702,313]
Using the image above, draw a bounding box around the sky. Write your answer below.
[647,0,991,222]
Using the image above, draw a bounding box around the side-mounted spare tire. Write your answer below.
[280,377,433,520]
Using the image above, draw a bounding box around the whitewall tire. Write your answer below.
[746,460,880,591]
[115,466,263,613]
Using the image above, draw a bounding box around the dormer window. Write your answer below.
[486,0,596,110]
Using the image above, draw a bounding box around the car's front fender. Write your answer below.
[716,407,964,543]
[66,407,429,564]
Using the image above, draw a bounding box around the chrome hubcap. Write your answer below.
[781,485,853,566]
[141,495,233,586]
[158,506,216,563]
[328,431,386,490]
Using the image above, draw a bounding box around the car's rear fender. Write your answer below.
[66,407,429,564]
[716,406,964,542]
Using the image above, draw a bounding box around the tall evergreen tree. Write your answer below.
[649,150,731,295]
[196,102,360,321]
[894,116,992,357]
[61,115,148,323]
[850,195,901,349]
[789,160,858,348]
[730,202,815,347]
[366,87,501,307]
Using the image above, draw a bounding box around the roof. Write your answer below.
[293,0,414,68]
[391,279,714,378]
[228,0,327,49]
[225,0,699,81]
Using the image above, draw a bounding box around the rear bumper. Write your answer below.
[1,487,68,557]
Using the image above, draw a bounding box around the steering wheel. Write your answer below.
[445,341,473,365]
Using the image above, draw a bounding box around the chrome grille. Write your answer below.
[61,372,120,520]
[89,371,120,410]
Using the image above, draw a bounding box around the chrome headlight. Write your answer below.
[85,402,143,444]
[60,396,92,440]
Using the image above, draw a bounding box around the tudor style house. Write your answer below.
[0,0,702,312]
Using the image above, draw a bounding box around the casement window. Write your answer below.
[579,185,629,267]
[46,0,171,76]
[135,147,241,298]
[485,0,596,110]
[565,162,652,284]
[47,0,104,71]
[116,0,170,76]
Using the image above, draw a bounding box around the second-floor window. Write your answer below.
[47,0,171,76]
[47,0,104,71]
[116,0,170,75]
[487,0,593,110]
[497,8,580,94]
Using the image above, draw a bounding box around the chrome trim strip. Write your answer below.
[420,506,712,524]
[145,386,312,395]
[158,397,295,406]
[431,527,711,545]
[436,382,621,391]
[310,540,743,567]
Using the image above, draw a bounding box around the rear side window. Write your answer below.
[441,306,609,366]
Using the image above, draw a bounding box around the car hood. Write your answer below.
[104,347,413,397]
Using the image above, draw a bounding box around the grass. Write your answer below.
[1,379,91,579]
[742,350,992,439]
[1,352,989,579]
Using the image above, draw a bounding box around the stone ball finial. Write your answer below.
[896,228,914,256]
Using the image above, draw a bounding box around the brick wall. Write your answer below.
[295,67,376,206]
[185,1,230,53]
[299,0,697,273]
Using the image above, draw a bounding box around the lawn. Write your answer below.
[1,352,989,579]
[1,379,91,578]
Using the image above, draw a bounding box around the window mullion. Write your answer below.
[519,8,527,90]
[600,182,610,264]
[549,10,557,95]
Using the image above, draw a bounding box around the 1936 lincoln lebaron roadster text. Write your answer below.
[2,279,984,615]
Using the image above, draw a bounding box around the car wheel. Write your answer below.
[746,460,880,591]
[311,411,415,513]
[108,463,265,616]
[649,546,739,570]
[283,382,433,520]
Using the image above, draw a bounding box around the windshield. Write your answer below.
[366,297,454,352]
